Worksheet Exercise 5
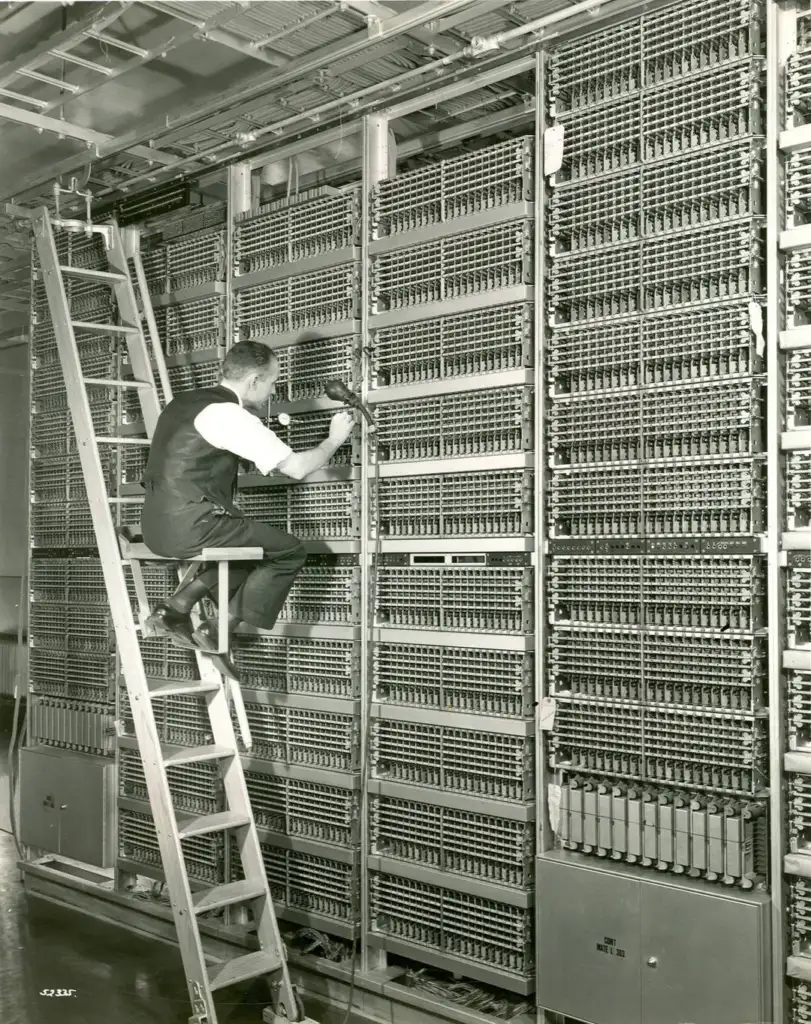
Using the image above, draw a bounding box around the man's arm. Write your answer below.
[194,403,293,475]
[196,403,356,480]
[277,410,355,480]
[277,439,340,481]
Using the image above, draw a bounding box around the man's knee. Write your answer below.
[270,537,306,569]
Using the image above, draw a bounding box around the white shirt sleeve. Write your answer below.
[194,403,293,476]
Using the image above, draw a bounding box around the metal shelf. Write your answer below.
[150,281,225,308]
[369,703,534,736]
[369,285,535,330]
[366,778,536,822]
[369,368,534,404]
[232,248,361,291]
[369,203,535,254]
[370,628,533,651]
[240,755,360,787]
[366,855,533,909]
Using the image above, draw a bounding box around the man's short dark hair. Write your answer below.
[220,341,277,381]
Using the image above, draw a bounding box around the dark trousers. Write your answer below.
[191,518,307,630]
[142,492,306,630]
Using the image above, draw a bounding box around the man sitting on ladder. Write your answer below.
[141,340,356,679]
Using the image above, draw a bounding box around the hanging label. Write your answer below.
[749,300,765,358]
[548,783,562,835]
[539,696,557,731]
[544,124,565,176]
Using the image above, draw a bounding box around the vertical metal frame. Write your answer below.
[534,49,550,858]
[534,46,556,1024]
[223,161,252,925]
[360,113,389,975]
[226,164,252,353]
[767,3,795,1021]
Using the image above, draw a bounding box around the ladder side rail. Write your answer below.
[105,223,163,435]
[32,206,216,1015]
[205,682,297,1011]
[114,224,174,406]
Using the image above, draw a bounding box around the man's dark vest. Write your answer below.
[144,385,240,511]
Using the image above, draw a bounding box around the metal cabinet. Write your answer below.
[20,745,115,867]
[537,853,771,1024]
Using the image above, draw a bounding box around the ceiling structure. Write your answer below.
[0,0,632,341]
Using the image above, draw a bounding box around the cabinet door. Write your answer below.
[57,755,114,867]
[19,748,60,852]
[537,857,641,1024]
[640,885,769,1024]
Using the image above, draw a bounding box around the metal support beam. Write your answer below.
[226,163,253,351]
[0,102,177,166]
[245,123,362,172]
[384,54,535,119]
[360,111,389,979]
[433,0,509,33]
[766,4,793,1024]
[143,1,287,67]
[341,0,461,54]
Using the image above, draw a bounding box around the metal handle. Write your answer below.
[646,957,658,968]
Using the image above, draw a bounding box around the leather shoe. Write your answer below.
[144,604,196,649]
[192,621,241,682]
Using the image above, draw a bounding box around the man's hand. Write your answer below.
[329,410,356,447]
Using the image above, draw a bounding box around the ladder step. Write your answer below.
[207,950,282,992]
[71,320,140,336]
[83,377,153,389]
[192,878,267,915]
[147,677,221,699]
[177,811,252,839]
[163,743,235,767]
[60,265,127,284]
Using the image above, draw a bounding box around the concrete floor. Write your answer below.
[0,703,340,1024]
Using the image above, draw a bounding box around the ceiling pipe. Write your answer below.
[465,0,610,56]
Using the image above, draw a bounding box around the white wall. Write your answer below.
[0,344,28,635]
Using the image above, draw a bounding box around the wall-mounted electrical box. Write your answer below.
[20,745,115,868]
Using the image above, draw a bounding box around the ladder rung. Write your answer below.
[71,320,140,336]
[177,811,251,839]
[84,377,153,388]
[192,879,267,915]
[163,744,235,767]
[96,437,152,445]
[207,950,282,992]
[147,677,221,699]
[60,265,126,284]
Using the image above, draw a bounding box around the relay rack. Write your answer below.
[543,0,770,900]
